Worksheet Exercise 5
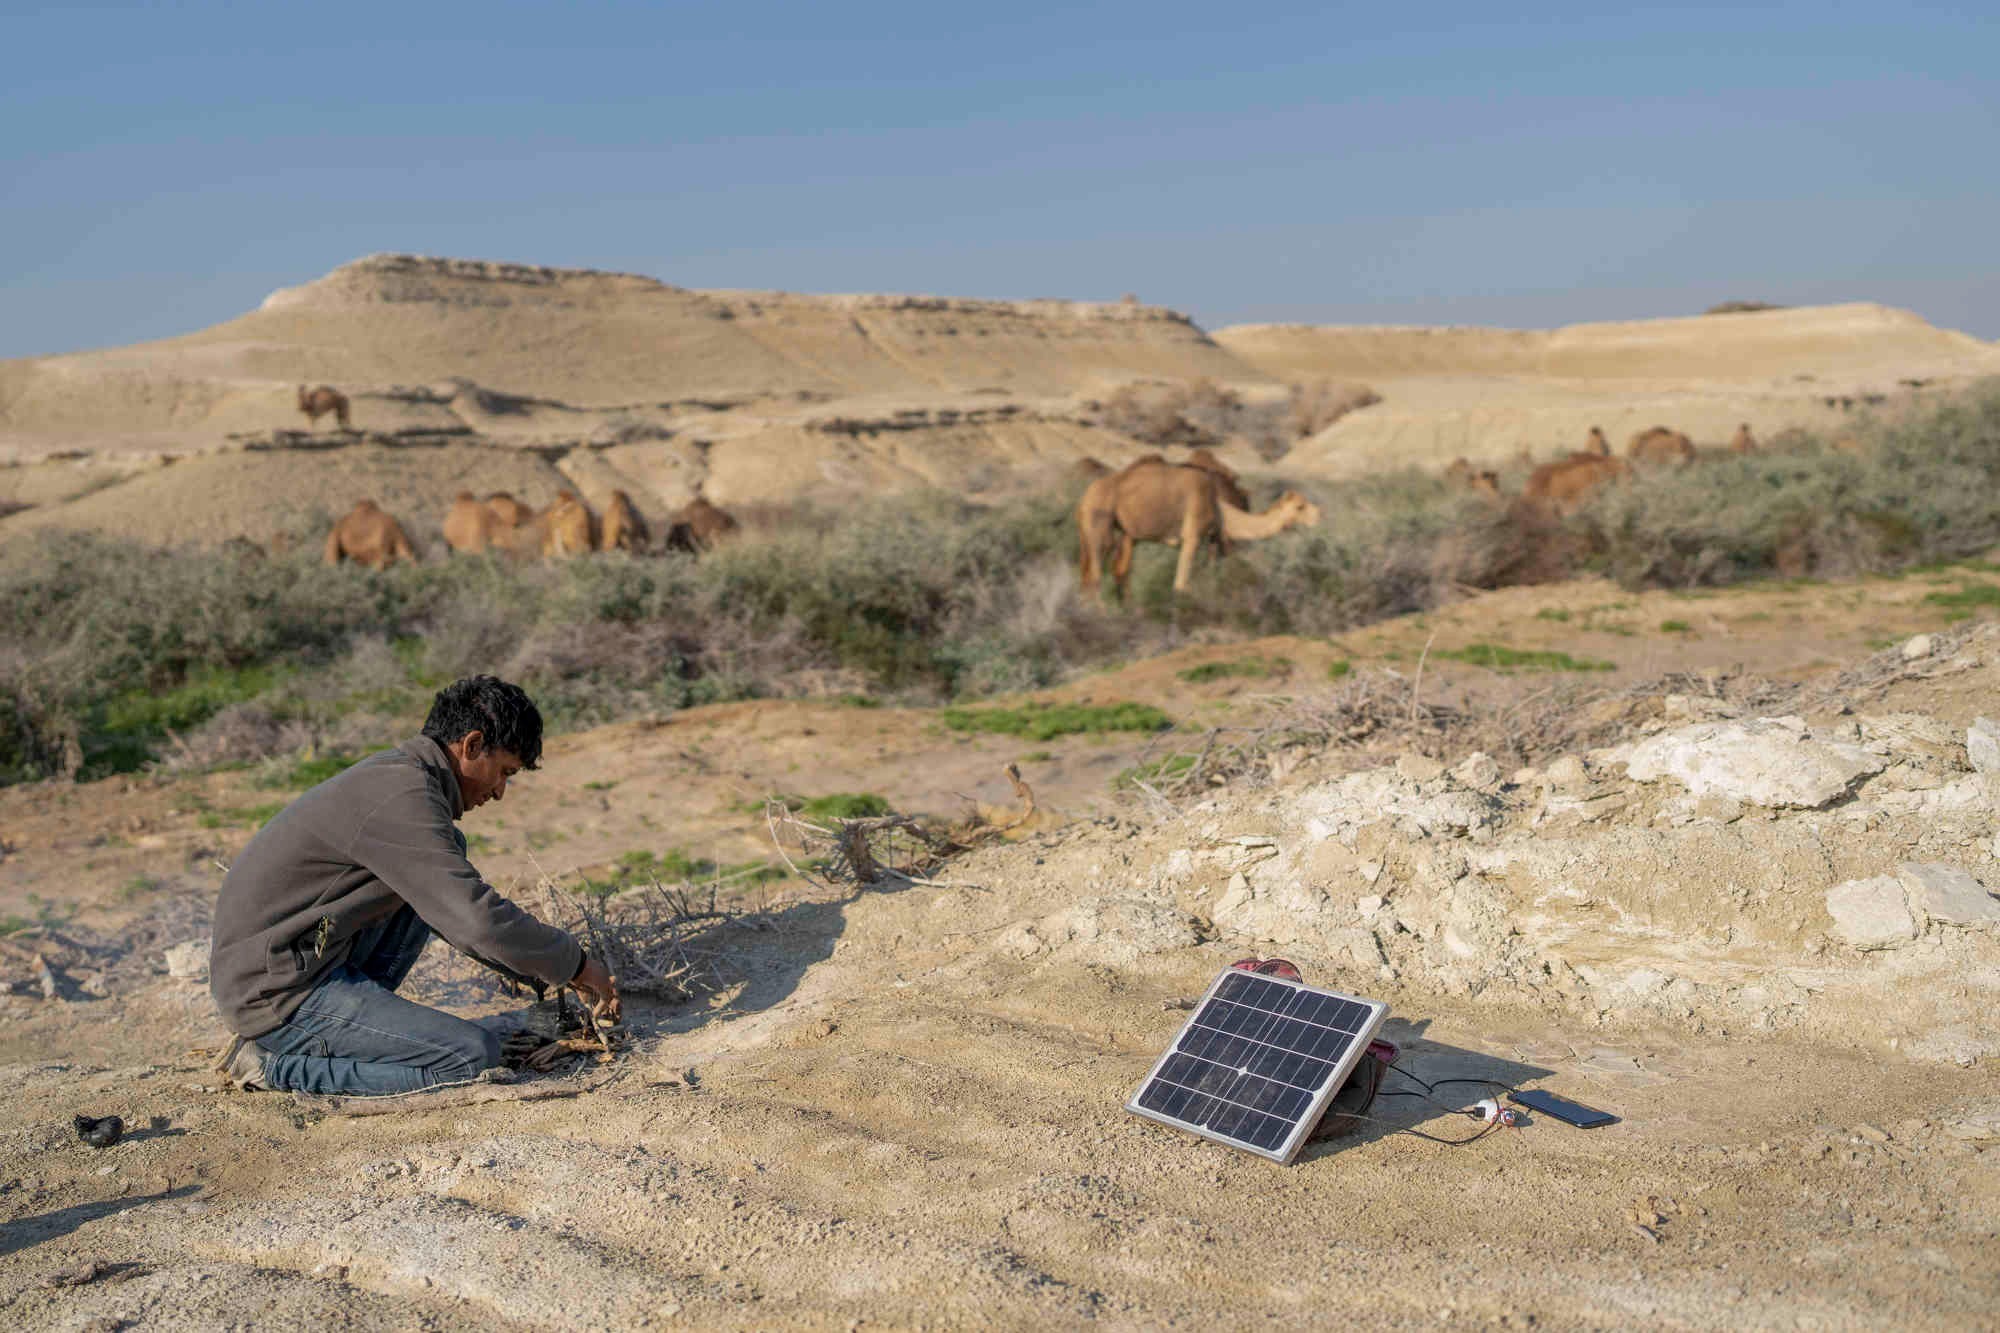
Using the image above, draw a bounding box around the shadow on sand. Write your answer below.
[1297,1017,1556,1163]
[0,1185,201,1259]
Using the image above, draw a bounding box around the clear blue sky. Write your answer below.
[3,1,1996,359]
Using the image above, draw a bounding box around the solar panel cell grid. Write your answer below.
[1128,968,1388,1163]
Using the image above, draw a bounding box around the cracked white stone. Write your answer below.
[1825,876,1918,950]
[1625,716,1884,809]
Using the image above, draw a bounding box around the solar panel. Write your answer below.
[1126,967,1388,1164]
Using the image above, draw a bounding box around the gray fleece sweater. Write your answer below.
[209,735,582,1038]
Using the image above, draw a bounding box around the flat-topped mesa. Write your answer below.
[267,253,1204,329]
[707,288,1204,327]
[1216,302,2000,382]
[260,252,681,310]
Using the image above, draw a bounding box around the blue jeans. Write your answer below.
[255,905,502,1096]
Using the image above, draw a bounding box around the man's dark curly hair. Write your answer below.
[421,676,543,769]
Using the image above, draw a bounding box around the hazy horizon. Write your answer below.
[5,2,1996,360]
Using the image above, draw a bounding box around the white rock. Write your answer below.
[1624,716,1884,809]
[1825,876,1918,950]
[163,939,211,982]
[1298,769,1501,841]
[1901,633,1935,661]
[1356,895,1385,916]
[1450,751,1503,791]
[1214,872,1254,920]
[1897,862,2000,925]
[1542,755,1589,790]
[1968,717,2000,774]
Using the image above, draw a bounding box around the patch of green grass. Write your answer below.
[940,701,1171,741]
[1864,636,1898,650]
[1019,750,1054,763]
[198,801,287,829]
[1326,659,1352,681]
[1534,608,1572,623]
[1435,643,1615,673]
[258,752,362,790]
[800,792,893,821]
[1923,583,2000,612]
[116,874,162,902]
[1177,656,1290,684]
[1114,753,1197,789]
[1659,619,1693,633]
[595,846,788,896]
[464,832,495,853]
[582,780,617,792]
[99,663,288,742]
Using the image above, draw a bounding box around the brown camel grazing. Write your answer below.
[1182,447,1250,509]
[1583,426,1611,457]
[598,489,649,553]
[1627,425,1696,467]
[443,491,499,554]
[1077,459,1320,597]
[664,496,741,554]
[1524,454,1627,515]
[297,385,351,431]
[1729,422,1758,454]
[540,490,597,558]
[323,500,417,569]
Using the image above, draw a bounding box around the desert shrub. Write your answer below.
[1285,380,1381,441]
[1585,382,2000,585]
[6,382,2000,785]
[1705,300,1786,314]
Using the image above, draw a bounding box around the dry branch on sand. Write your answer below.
[529,872,739,1004]
[762,764,1038,892]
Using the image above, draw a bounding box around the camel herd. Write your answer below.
[1445,421,1763,517]
[322,489,740,569]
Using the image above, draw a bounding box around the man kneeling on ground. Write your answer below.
[209,676,619,1095]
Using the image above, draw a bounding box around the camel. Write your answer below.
[1442,457,1501,499]
[598,489,649,553]
[1077,459,1320,597]
[1584,427,1611,457]
[664,496,741,554]
[442,491,500,554]
[1626,425,1696,467]
[1730,422,1759,454]
[297,385,351,431]
[486,492,535,530]
[1524,454,1626,515]
[323,500,417,569]
[1183,447,1250,509]
[540,490,598,558]
[1071,457,1113,484]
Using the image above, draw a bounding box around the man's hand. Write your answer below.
[571,955,623,1027]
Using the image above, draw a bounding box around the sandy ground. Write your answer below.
[5,575,2000,1328]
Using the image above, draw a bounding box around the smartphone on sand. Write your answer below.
[1509,1089,1617,1128]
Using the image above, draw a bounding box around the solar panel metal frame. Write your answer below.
[1126,968,1389,1165]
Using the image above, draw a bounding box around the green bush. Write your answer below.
[799,792,893,821]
